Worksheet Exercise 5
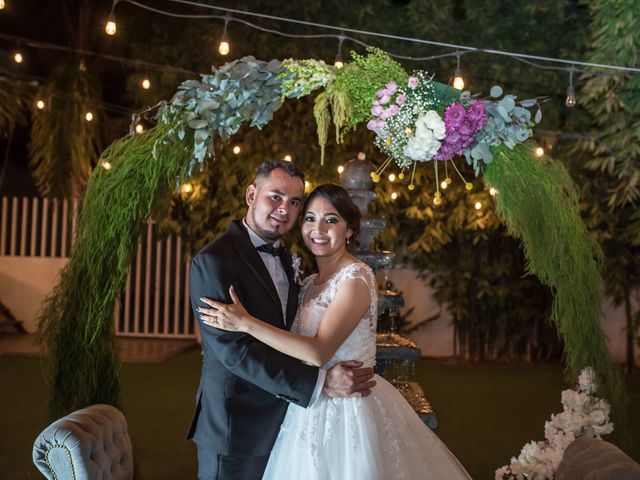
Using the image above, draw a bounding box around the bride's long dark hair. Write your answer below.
[303,184,361,245]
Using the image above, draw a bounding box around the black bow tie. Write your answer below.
[256,244,285,256]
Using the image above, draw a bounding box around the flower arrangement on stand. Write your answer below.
[495,367,614,480]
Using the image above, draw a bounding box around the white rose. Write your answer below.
[424,110,446,139]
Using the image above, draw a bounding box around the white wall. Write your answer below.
[0,257,637,363]
[381,267,638,363]
[0,256,67,333]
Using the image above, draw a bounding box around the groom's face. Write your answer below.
[245,168,304,242]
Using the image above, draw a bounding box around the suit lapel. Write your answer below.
[280,252,299,329]
[228,221,282,314]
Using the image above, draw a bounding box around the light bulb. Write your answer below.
[181,183,193,194]
[135,124,144,134]
[337,165,344,174]
[440,180,448,189]
[36,99,45,110]
[13,52,23,63]
[101,161,112,170]
[334,59,344,69]
[565,85,576,107]
[283,155,292,162]
[218,39,230,56]
[232,145,241,155]
[391,192,398,201]
[304,180,311,191]
[141,78,151,90]
[105,13,117,36]
[85,112,94,122]
[453,70,465,90]
[465,182,473,191]
[0,1,5,10]
[388,173,396,182]
[474,201,482,210]
[489,187,498,196]
[433,196,442,205]
[534,146,544,157]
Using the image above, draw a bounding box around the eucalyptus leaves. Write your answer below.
[157,57,285,176]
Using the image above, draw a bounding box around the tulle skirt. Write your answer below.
[263,375,471,480]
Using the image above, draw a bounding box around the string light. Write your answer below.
[474,201,482,210]
[334,35,344,69]
[232,145,241,154]
[85,112,94,122]
[337,165,344,174]
[0,1,5,10]
[489,187,498,196]
[304,180,312,192]
[440,180,448,189]
[181,182,193,193]
[100,160,112,170]
[218,16,231,56]
[141,78,151,89]
[13,51,23,63]
[36,99,45,110]
[398,172,405,180]
[390,192,398,201]
[433,192,442,205]
[388,173,396,182]
[283,154,292,162]
[453,52,465,90]
[465,182,473,191]
[135,123,144,134]
[565,67,576,107]
[105,12,117,36]
[534,146,545,157]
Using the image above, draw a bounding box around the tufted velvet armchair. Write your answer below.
[32,404,133,480]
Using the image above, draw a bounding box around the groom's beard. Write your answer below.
[250,210,285,243]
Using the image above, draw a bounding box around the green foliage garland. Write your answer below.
[484,143,624,414]
[38,121,189,418]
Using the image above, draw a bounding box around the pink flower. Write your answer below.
[366,119,385,133]
[371,104,384,116]
[396,94,407,105]
[379,94,391,105]
[376,88,388,98]
[387,105,399,116]
[408,77,419,89]
[386,82,398,95]
[379,108,393,120]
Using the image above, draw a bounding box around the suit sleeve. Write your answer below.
[190,252,319,407]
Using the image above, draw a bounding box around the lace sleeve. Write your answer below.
[323,262,378,321]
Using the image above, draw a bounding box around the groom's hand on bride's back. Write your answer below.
[323,360,376,398]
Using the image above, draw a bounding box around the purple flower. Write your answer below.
[379,94,391,105]
[367,119,385,133]
[396,94,407,106]
[371,104,384,116]
[387,105,399,116]
[466,101,488,131]
[459,117,476,136]
[444,103,466,130]
[408,77,419,89]
[386,82,398,95]
[376,88,388,98]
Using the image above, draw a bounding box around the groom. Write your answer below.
[188,160,376,479]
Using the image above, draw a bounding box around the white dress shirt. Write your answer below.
[242,220,326,405]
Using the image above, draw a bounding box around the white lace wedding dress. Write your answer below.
[263,261,472,479]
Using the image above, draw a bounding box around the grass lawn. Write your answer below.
[2,350,638,479]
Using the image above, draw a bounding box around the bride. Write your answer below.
[199,184,471,479]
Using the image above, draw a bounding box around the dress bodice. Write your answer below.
[291,261,378,369]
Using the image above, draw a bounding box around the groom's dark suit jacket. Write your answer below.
[187,220,319,459]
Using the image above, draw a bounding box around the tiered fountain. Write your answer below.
[341,153,438,429]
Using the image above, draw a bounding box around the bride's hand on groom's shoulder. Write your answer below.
[198,286,252,333]
[323,361,376,398]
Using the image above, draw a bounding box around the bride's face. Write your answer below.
[301,196,353,258]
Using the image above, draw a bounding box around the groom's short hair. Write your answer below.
[254,160,305,185]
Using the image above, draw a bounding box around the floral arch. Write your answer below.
[39,49,622,422]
